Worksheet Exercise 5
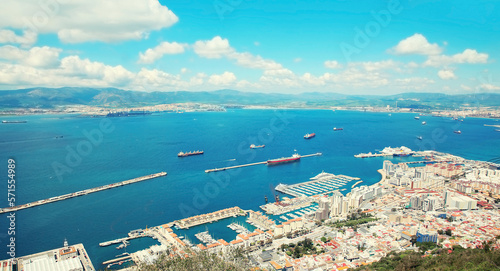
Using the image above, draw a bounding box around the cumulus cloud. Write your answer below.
[0,45,61,67]
[208,71,237,85]
[60,56,134,85]
[0,0,178,44]
[324,60,342,69]
[389,33,443,55]
[193,36,285,71]
[437,69,457,80]
[0,30,37,47]
[356,60,400,72]
[424,49,489,67]
[480,84,500,91]
[193,36,233,59]
[138,42,187,64]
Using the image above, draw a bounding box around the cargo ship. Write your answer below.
[304,133,315,139]
[250,144,265,149]
[2,120,27,123]
[178,151,204,157]
[333,127,343,131]
[267,154,301,165]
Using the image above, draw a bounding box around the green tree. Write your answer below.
[445,229,452,236]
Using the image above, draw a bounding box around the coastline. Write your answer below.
[3,105,500,120]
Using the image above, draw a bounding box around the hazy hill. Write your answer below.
[0,87,499,109]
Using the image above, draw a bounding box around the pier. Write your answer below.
[354,153,393,158]
[0,172,167,214]
[102,256,132,265]
[204,153,322,173]
[174,206,246,229]
[351,181,363,188]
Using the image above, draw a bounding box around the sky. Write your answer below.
[0,0,499,95]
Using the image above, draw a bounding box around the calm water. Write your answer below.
[1,110,499,268]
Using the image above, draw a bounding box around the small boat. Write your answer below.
[416,136,423,140]
[414,116,420,120]
[496,129,500,132]
[333,127,343,131]
[454,130,462,134]
[250,144,265,149]
[304,133,315,139]
[422,121,427,125]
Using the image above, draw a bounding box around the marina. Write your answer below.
[227,222,251,234]
[275,172,360,197]
[204,153,322,173]
[194,231,217,244]
[0,172,167,214]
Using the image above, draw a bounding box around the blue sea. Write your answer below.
[1,109,500,269]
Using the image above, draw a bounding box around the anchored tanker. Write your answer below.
[267,154,301,165]
[304,133,315,139]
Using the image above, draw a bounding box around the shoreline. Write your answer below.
[3,106,500,120]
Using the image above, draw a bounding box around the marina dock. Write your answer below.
[0,172,167,214]
[204,153,322,173]
[174,206,246,229]
[102,256,132,265]
[354,153,393,158]
[351,180,363,188]
[275,172,360,197]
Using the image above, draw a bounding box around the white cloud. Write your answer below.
[134,68,185,89]
[357,60,400,72]
[0,0,178,44]
[480,84,500,91]
[392,77,435,91]
[294,58,302,63]
[0,45,25,60]
[0,45,61,68]
[437,69,456,80]
[324,60,342,69]
[24,46,62,67]
[138,42,187,64]
[230,52,283,70]
[180,68,189,74]
[60,56,134,85]
[406,62,420,69]
[208,71,237,86]
[300,73,325,86]
[193,36,285,72]
[0,30,37,47]
[424,49,489,67]
[193,36,233,59]
[389,33,443,55]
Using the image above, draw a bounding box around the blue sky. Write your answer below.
[0,0,499,95]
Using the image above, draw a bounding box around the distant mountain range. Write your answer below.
[0,87,499,110]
